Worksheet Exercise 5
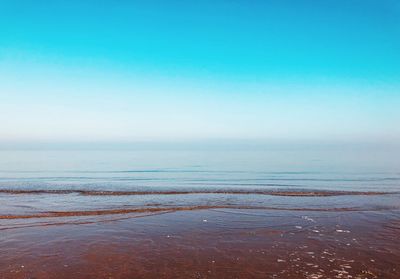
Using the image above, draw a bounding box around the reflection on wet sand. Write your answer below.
[1,208,399,279]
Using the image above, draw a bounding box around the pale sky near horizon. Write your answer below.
[1,1,399,143]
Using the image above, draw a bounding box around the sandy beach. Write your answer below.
[1,200,400,279]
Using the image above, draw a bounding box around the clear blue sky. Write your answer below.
[1,0,399,143]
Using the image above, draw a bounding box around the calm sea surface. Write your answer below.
[0,144,399,216]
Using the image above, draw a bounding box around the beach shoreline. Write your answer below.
[1,208,399,279]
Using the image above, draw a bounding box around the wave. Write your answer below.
[2,204,398,220]
[0,189,395,196]
[0,211,172,231]
[1,176,399,182]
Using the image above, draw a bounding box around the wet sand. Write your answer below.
[1,207,400,279]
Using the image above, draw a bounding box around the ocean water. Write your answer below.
[0,144,399,218]
[1,144,400,278]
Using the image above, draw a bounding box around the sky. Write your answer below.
[0,0,399,144]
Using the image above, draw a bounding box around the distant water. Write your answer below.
[1,145,400,218]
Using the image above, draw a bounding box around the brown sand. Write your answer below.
[1,208,399,279]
